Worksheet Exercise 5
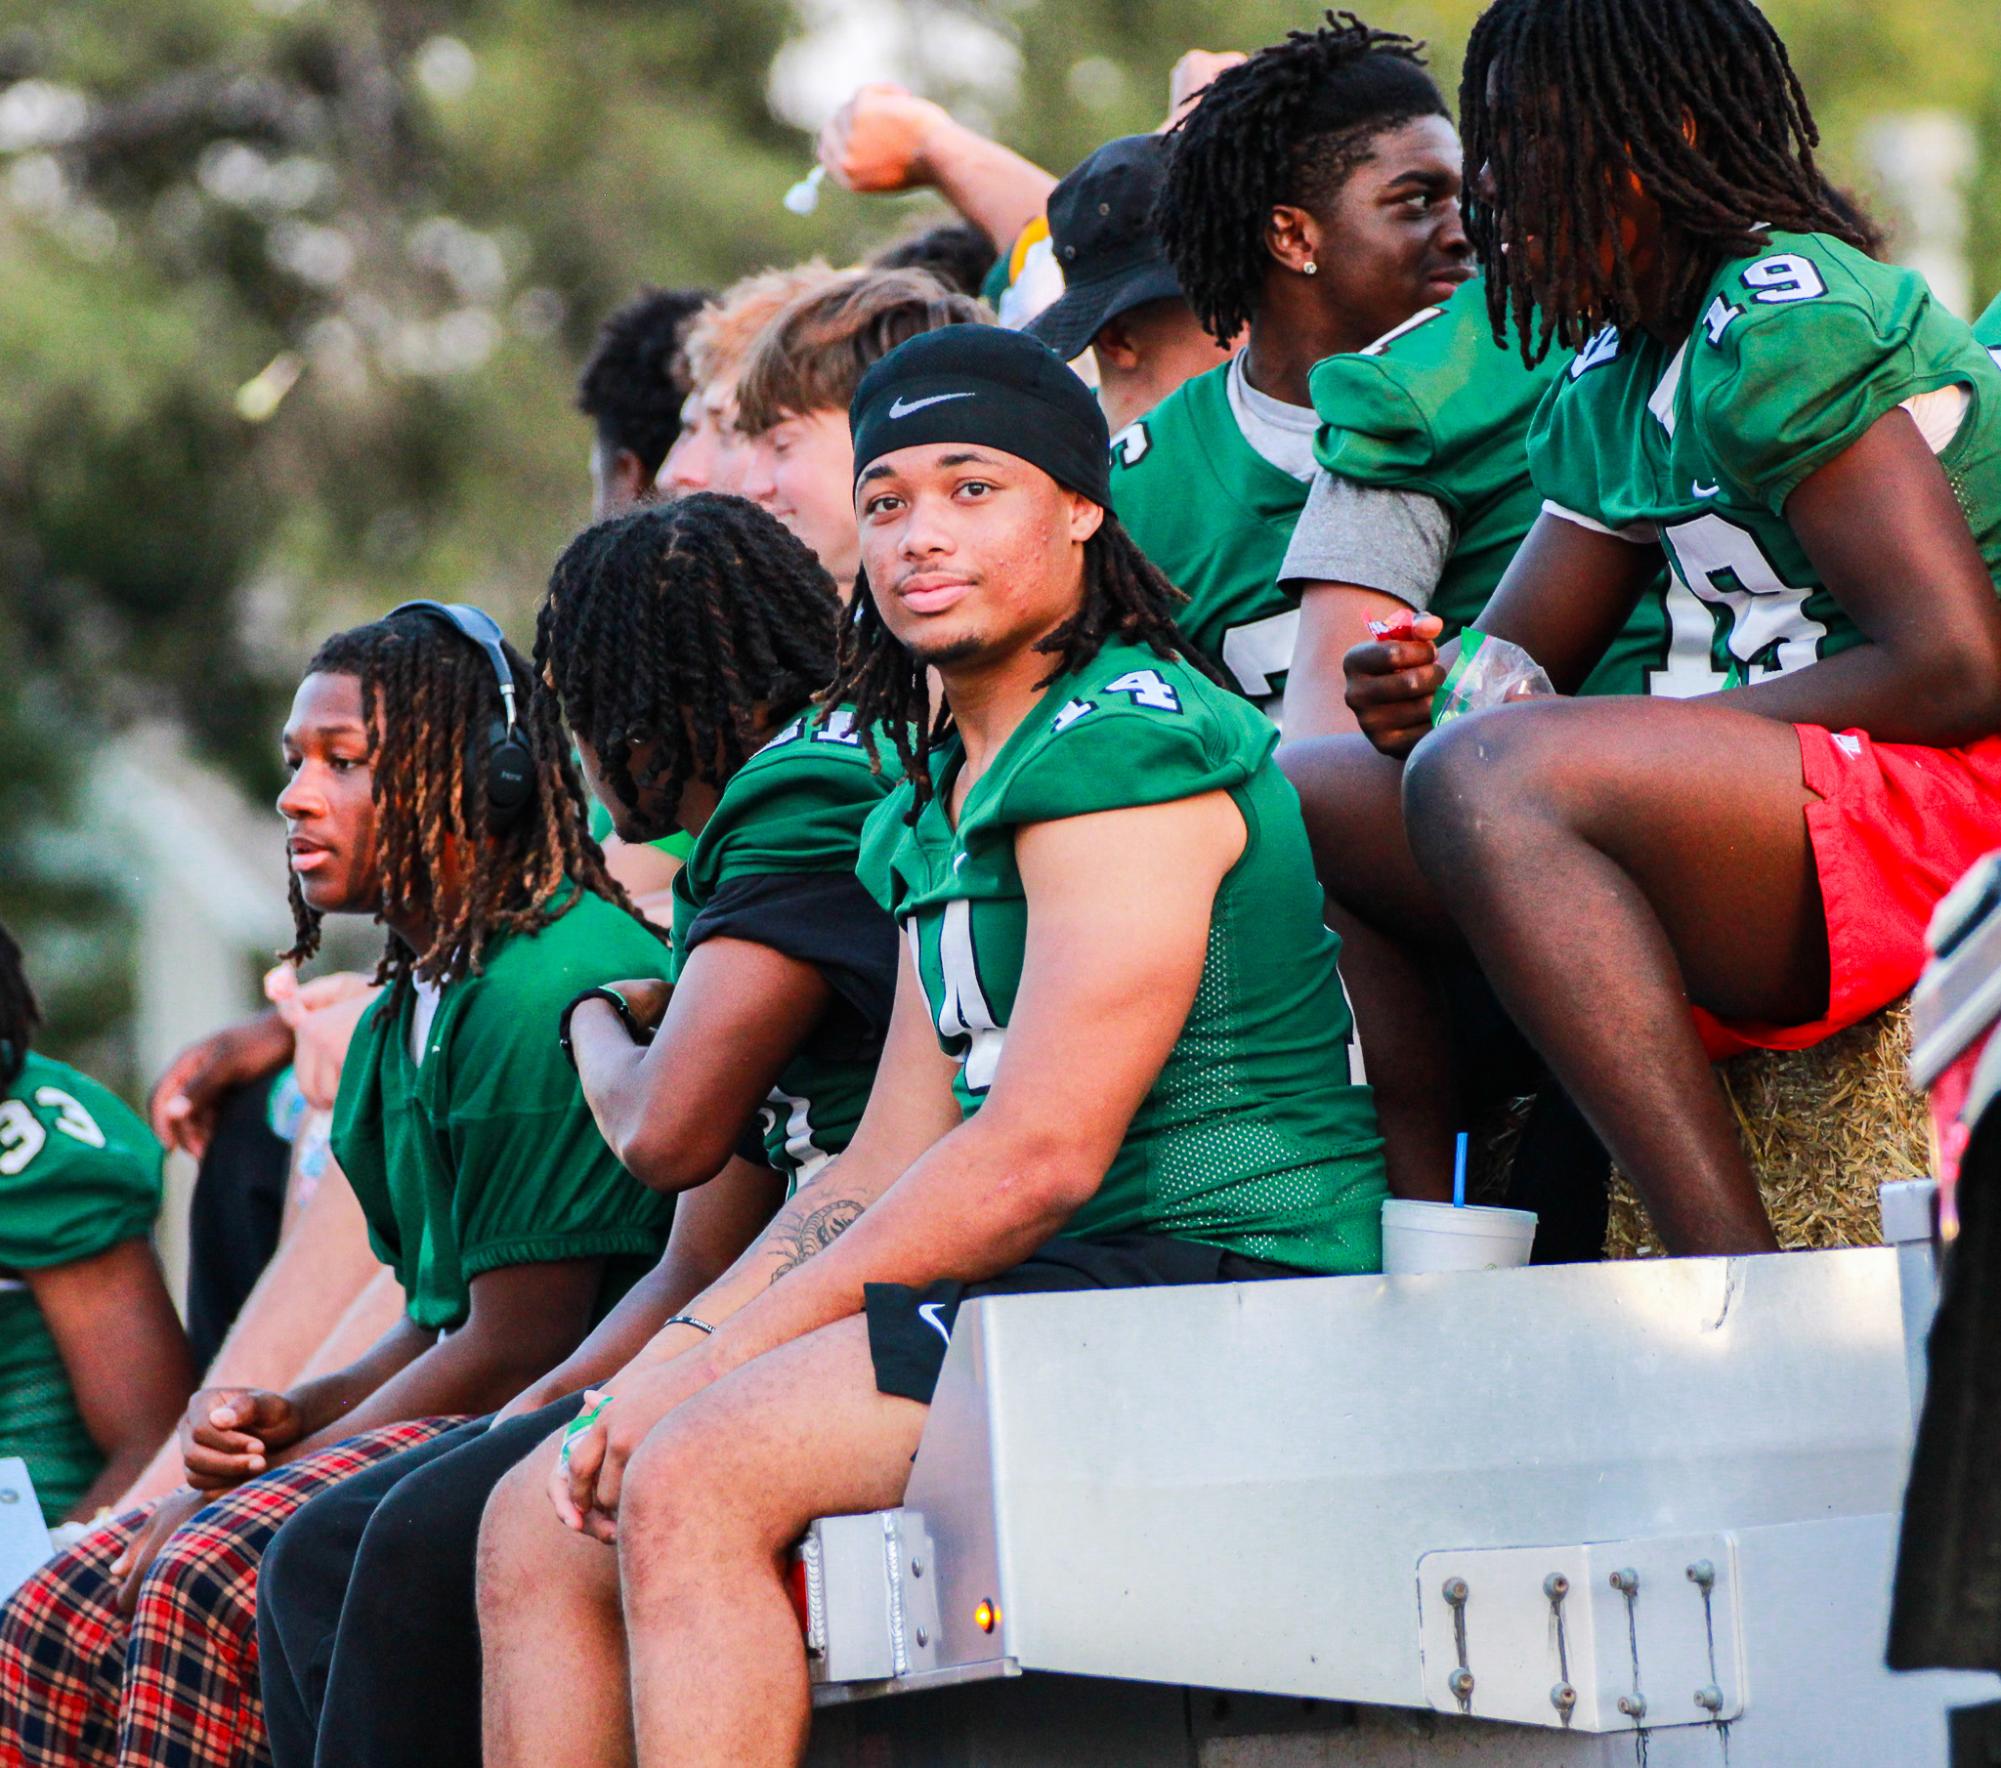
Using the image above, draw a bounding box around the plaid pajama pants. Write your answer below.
[0,1419,459,1768]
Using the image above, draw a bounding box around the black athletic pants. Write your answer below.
[257,1392,585,1768]
[186,1079,291,1370]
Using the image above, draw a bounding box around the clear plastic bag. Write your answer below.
[1430,630,1554,727]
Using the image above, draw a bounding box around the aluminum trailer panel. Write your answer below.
[805,1246,1998,1759]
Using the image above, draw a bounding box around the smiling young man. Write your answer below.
[471,325,1387,1767]
[0,608,672,1768]
[733,266,987,600]
[1115,14,1471,718]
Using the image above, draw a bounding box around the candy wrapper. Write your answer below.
[1431,630,1554,727]
[1367,608,1421,642]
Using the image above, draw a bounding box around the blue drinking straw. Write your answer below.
[1452,1132,1468,1209]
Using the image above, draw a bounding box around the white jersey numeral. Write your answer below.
[1741,254,1826,305]
[1217,609,1299,713]
[1701,295,1741,345]
[1102,668,1183,713]
[923,906,1005,1094]
[1110,421,1151,469]
[35,1087,105,1149]
[1649,514,1826,697]
[1049,697,1095,733]
[0,1100,47,1176]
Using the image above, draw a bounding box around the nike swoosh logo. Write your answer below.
[1692,480,1721,498]
[917,1302,952,1345]
[889,392,974,419]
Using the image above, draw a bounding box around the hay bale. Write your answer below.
[1603,1003,1926,1259]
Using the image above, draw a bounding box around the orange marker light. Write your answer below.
[974,1599,998,1634]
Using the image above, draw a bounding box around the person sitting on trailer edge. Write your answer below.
[472,323,1388,1767]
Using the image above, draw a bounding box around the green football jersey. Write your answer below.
[0,1053,162,1521]
[1531,230,2001,695]
[859,637,1387,1273]
[670,706,900,1192]
[1306,278,1665,697]
[333,886,674,1333]
[1110,361,1307,714]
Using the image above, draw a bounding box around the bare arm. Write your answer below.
[29,1240,195,1519]
[497,1156,785,1417]
[817,83,1054,252]
[1282,581,1418,742]
[113,1149,382,1509]
[665,791,1246,1386]
[571,938,834,1193]
[1712,409,2001,743]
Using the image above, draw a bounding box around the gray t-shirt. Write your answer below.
[1279,471,1456,609]
[1225,351,1320,483]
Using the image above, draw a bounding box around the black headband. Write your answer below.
[850,324,1112,508]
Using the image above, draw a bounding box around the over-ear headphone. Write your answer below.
[387,600,537,827]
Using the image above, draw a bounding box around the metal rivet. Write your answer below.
[1551,1682,1577,1713]
[1618,1694,1648,1719]
[910,1558,923,1578]
[1695,1684,1723,1714]
[1443,1577,1469,1607]
[0,1490,16,1506]
[1610,1568,1639,1595]
[1062,244,1076,259]
[1098,201,1111,216]
[1686,1559,1715,1592]
[915,1626,928,1648]
[1543,1572,1569,1601]
[1447,1668,1475,1699]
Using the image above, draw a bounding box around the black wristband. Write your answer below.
[557,986,651,1067]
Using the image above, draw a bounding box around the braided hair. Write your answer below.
[0,920,41,1092]
[825,515,1214,818]
[1157,11,1447,345]
[535,494,843,824]
[285,611,631,989]
[1460,0,1880,359]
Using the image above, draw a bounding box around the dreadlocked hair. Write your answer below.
[0,919,41,1092]
[286,610,633,990]
[535,493,843,828]
[824,514,1218,820]
[1460,0,1881,361]
[1157,11,1446,345]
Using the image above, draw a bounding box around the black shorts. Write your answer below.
[863,1231,1305,1405]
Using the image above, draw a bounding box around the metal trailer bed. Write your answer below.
[801,1202,1996,1766]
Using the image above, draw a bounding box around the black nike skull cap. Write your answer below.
[849,322,1112,508]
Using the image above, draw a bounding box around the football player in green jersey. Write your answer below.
[473,326,1385,1768]
[251,494,904,1768]
[1299,0,2001,1255]
[0,606,682,1762]
[1114,15,1472,716]
[0,923,193,1522]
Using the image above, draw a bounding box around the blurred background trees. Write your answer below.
[3,0,1996,1089]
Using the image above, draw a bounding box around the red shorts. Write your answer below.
[1695,724,2001,1061]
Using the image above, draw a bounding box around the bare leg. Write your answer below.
[1281,735,1463,1199]
[1403,699,1828,1254]
[619,1316,925,1768]
[478,1426,636,1768]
